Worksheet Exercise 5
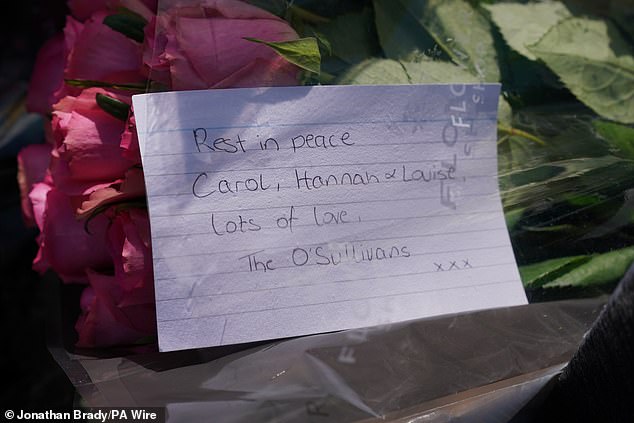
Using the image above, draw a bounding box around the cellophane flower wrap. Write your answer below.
[18,0,634,349]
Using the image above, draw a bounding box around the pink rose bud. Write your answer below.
[64,11,146,85]
[75,210,156,348]
[75,272,156,348]
[144,0,300,90]
[50,88,136,196]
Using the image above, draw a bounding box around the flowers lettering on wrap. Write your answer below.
[143,0,301,90]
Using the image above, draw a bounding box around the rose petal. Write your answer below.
[213,56,299,88]
[145,0,300,90]
[65,11,145,84]
[75,270,156,348]
[77,167,146,217]
[169,16,297,89]
[120,114,141,162]
[35,188,111,283]
[107,209,154,307]
[17,144,52,226]
[50,88,136,194]
[68,0,111,21]
[26,35,65,115]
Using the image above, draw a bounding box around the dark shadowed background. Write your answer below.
[0,0,76,412]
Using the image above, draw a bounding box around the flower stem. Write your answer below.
[497,124,546,146]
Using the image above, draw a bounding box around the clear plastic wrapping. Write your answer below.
[49,291,604,422]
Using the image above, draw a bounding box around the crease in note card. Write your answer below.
[132,84,527,352]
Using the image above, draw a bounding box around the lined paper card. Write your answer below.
[133,84,527,352]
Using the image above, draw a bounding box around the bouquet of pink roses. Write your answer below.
[18,0,308,348]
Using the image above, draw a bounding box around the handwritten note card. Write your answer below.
[133,84,527,352]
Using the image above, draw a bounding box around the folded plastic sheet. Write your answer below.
[50,296,604,422]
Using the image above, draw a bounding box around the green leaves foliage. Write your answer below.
[390,0,500,81]
[520,246,634,295]
[593,120,634,160]
[373,0,441,62]
[315,8,380,65]
[484,1,571,61]
[337,58,478,85]
[283,1,634,297]
[520,255,590,288]
[542,247,634,289]
[528,17,634,124]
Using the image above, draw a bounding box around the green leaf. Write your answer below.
[593,120,634,160]
[483,1,571,61]
[337,58,478,85]
[395,0,500,81]
[504,207,524,231]
[96,93,130,122]
[519,255,591,288]
[500,155,631,212]
[310,30,332,56]
[400,60,479,83]
[337,59,410,84]
[314,8,381,64]
[497,96,512,127]
[373,0,442,61]
[543,246,634,288]
[103,12,146,43]
[244,37,321,74]
[528,17,634,124]
[65,79,147,91]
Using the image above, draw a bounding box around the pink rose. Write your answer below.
[65,11,145,85]
[30,186,111,283]
[75,278,156,348]
[75,209,156,348]
[26,17,83,115]
[143,0,300,90]
[27,6,147,115]
[77,167,146,218]
[50,88,136,195]
[106,209,154,303]
[120,114,141,163]
[17,144,53,227]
